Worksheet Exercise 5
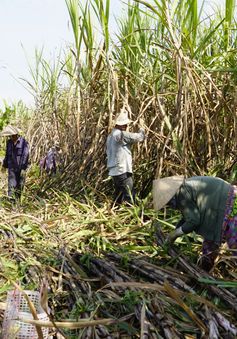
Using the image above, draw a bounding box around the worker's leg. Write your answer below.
[122,173,134,204]
[15,170,25,200]
[8,169,17,200]
[224,218,237,256]
[112,172,134,205]
[113,175,123,204]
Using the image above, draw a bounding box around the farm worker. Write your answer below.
[153,176,237,271]
[0,125,29,201]
[106,108,145,204]
[39,143,61,175]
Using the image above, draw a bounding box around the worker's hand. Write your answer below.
[164,227,184,246]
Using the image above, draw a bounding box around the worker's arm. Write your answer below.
[114,129,145,144]
[166,189,200,244]
[21,140,29,170]
[2,140,10,168]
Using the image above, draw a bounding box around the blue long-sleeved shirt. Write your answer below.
[3,137,29,171]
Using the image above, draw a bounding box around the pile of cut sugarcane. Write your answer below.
[0,192,237,338]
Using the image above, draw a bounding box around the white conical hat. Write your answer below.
[152,176,184,211]
[115,108,131,126]
[0,125,20,137]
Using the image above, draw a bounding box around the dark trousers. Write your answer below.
[112,172,134,204]
[8,169,25,200]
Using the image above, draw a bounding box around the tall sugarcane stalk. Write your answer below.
[22,0,237,191]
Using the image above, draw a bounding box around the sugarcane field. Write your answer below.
[0,0,237,338]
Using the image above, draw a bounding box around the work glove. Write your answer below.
[165,227,184,246]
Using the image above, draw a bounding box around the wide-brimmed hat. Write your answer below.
[0,125,20,137]
[115,109,131,126]
[152,176,184,211]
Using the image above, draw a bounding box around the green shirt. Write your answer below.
[176,176,231,244]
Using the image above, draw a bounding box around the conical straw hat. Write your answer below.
[0,125,20,136]
[115,108,131,126]
[153,176,184,211]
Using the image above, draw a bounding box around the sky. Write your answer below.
[0,0,225,110]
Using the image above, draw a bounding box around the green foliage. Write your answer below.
[229,164,237,183]
[0,257,19,281]
[80,253,93,268]
[0,101,32,137]
[70,298,95,318]
[121,290,143,312]
[0,105,15,131]
[199,277,237,288]
[117,321,137,336]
